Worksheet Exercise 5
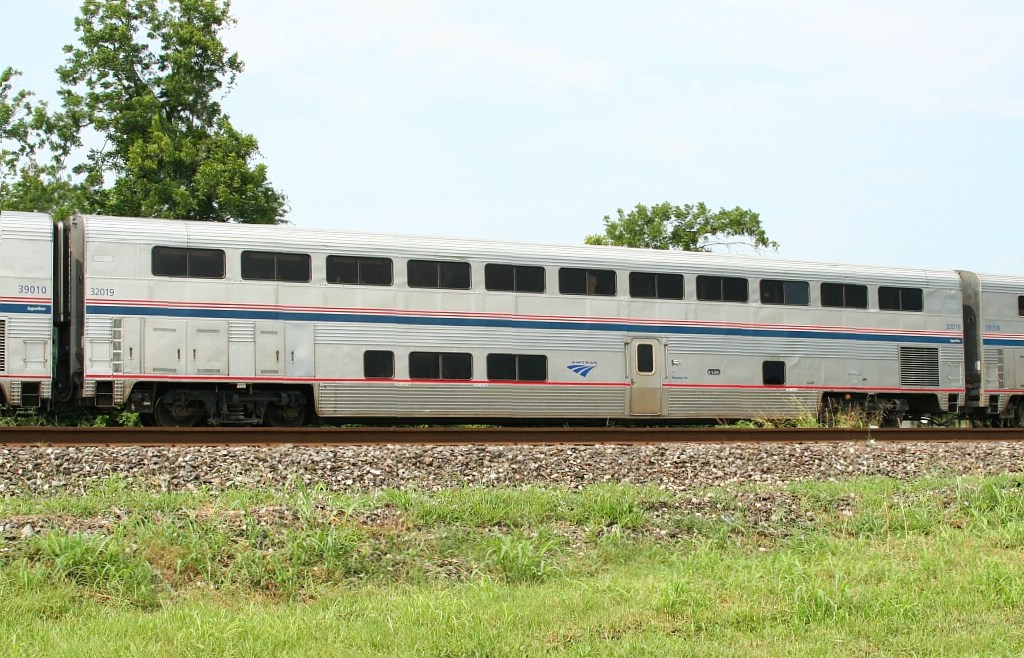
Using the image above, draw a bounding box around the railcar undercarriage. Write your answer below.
[126,385,308,427]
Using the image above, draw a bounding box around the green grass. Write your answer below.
[2,474,1024,655]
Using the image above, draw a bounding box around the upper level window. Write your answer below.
[696,275,748,303]
[760,279,809,306]
[1019,296,1023,317]
[879,286,923,312]
[629,272,684,300]
[241,251,310,282]
[821,282,868,309]
[408,260,471,289]
[485,263,545,293]
[487,353,547,381]
[152,246,225,279]
[559,267,616,296]
[327,255,392,286]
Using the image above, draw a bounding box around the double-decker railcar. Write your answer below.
[971,273,1024,422]
[0,211,54,408]
[61,213,975,426]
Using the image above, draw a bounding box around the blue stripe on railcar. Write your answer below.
[86,303,965,345]
[0,303,52,314]
[983,337,1024,347]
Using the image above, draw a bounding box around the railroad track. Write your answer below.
[3,426,1024,447]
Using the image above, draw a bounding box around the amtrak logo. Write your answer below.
[567,361,598,377]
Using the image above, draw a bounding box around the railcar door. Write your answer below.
[254,322,285,376]
[628,338,664,416]
[144,320,186,374]
[187,321,228,376]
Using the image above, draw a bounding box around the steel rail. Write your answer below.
[3,426,1024,448]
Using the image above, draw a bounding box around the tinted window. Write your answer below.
[760,279,809,306]
[821,282,868,309]
[558,268,616,296]
[485,263,545,293]
[636,343,655,374]
[408,260,471,289]
[696,275,748,302]
[409,352,472,380]
[364,350,394,378]
[486,354,547,381]
[152,247,187,277]
[629,272,684,299]
[327,256,393,286]
[763,361,786,386]
[241,251,310,282]
[152,247,225,279]
[878,286,923,312]
[1020,296,1024,317]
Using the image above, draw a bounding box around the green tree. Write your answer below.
[0,0,286,223]
[0,68,77,214]
[585,202,778,252]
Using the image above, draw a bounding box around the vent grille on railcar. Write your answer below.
[899,346,940,387]
[0,318,6,371]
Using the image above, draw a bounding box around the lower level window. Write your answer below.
[364,351,394,379]
[487,354,547,381]
[763,360,786,386]
[409,352,473,380]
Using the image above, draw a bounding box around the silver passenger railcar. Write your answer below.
[0,211,54,408]
[59,213,989,426]
[972,273,1024,422]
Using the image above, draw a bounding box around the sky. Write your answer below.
[4,1,1023,274]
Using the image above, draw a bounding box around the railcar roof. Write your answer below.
[0,210,54,241]
[72,213,1002,287]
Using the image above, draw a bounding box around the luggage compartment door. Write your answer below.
[255,322,285,377]
[144,320,186,374]
[188,321,228,376]
[628,338,664,416]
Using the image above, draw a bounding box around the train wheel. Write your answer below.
[266,403,306,428]
[154,398,202,427]
[1012,404,1024,428]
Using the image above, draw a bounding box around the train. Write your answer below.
[1,209,1022,427]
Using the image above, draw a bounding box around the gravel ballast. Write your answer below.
[2,441,1023,496]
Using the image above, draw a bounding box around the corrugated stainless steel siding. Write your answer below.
[80,214,188,245]
[0,211,53,241]
[317,383,626,417]
[978,274,1024,294]
[668,335,896,359]
[667,389,820,418]
[6,315,50,339]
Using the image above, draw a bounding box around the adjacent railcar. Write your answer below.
[974,273,1024,422]
[0,211,54,408]
[64,213,973,426]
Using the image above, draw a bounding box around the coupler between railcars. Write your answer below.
[127,384,308,427]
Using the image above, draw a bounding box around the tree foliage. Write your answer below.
[0,68,78,214]
[0,0,286,222]
[585,202,778,252]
